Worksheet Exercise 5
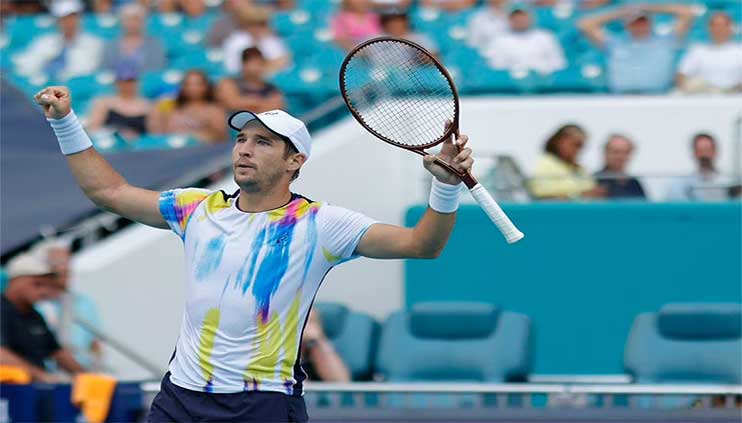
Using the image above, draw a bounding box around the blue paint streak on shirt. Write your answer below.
[196,235,226,281]
[241,227,267,295]
[252,220,296,322]
[301,210,318,284]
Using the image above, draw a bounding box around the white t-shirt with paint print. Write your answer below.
[158,188,376,394]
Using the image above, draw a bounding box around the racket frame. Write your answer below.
[339,36,479,189]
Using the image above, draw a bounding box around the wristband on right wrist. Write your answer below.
[428,178,463,214]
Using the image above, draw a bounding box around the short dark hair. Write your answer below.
[241,47,265,64]
[691,132,716,150]
[380,11,408,27]
[282,138,300,181]
[544,124,586,157]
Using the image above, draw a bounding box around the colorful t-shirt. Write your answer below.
[159,188,375,394]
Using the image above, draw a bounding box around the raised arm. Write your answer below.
[35,87,168,229]
[355,134,472,259]
[578,7,628,47]
[0,347,59,383]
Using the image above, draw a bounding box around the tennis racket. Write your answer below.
[339,37,524,244]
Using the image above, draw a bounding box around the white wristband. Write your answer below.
[47,110,93,155]
[428,178,463,213]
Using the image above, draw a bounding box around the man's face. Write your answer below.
[15,275,57,304]
[556,132,585,164]
[57,13,80,38]
[232,121,300,192]
[122,12,144,35]
[241,57,265,79]
[709,14,732,44]
[46,247,71,293]
[509,11,531,32]
[627,16,652,39]
[605,137,633,172]
[694,137,717,170]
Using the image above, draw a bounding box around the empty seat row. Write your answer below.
[316,301,741,383]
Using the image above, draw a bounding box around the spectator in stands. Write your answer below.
[0,252,86,382]
[485,5,566,74]
[216,47,285,114]
[148,70,228,143]
[594,134,646,199]
[331,0,382,51]
[155,0,179,13]
[666,133,733,201]
[529,124,605,199]
[34,240,104,371]
[578,4,695,94]
[87,64,151,141]
[379,9,438,55]
[207,0,252,48]
[420,0,476,12]
[676,12,742,94]
[467,0,509,53]
[14,0,103,80]
[300,309,351,382]
[101,3,166,74]
[91,0,114,14]
[223,5,290,75]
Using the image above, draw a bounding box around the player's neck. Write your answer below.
[237,187,293,213]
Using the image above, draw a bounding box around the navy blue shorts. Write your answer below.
[147,373,308,422]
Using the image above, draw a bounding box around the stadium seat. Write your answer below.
[375,302,532,382]
[81,14,120,40]
[624,303,742,383]
[133,134,200,151]
[313,302,379,381]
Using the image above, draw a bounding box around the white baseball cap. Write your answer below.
[6,252,55,279]
[50,0,84,18]
[228,110,312,159]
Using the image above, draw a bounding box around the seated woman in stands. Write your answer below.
[529,124,606,200]
[86,64,151,141]
[147,70,228,144]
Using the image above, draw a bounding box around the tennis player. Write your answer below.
[35,86,473,422]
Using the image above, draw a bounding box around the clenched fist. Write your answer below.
[34,86,72,120]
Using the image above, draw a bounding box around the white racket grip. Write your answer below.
[469,184,524,244]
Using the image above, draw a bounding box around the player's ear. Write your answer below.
[287,153,306,172]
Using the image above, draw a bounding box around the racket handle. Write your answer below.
[468,184,524,244]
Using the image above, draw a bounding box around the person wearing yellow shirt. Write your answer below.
[529,124,606,200]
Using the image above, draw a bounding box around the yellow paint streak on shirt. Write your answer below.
[322,247,342,264]
[198,308,221,383]
[204,192,232,215]
[244,291,303,384]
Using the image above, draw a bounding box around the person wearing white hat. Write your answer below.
[0,252,86,383]
[14,0,103,80]
[34,85,473,422]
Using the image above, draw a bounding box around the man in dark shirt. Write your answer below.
[0,252,86,382]
[594,134,646,199]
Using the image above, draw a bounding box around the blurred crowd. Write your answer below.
[1,0,740,144]
[527,126,740,201]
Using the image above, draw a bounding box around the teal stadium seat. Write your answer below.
[133,134,200,151]
[376,302,532,382]
[81,14,120,40]
[624,303,742,383]
[313,302,379,380]
[140,70,183,99]
[4,14,56,51]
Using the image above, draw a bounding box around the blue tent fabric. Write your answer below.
[1,78,232,255]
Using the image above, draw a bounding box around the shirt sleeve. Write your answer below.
[678,46,700,76]
[159,188,212,239]
[318,204,377,264]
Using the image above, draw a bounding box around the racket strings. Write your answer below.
[341,40,456,147]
